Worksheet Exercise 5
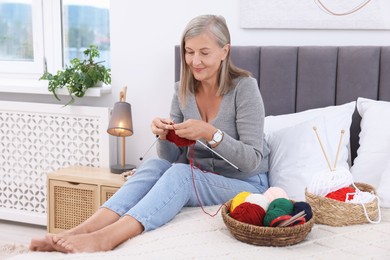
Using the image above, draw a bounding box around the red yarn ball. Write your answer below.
[166,130,195,147]
[230,202,266,226]
[326,187,355,202]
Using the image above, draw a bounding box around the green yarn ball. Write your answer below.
[267,198,294,215]
[263,198,294,227]
[263,208,286,227]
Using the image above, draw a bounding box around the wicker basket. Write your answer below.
[305,182,379,226]
[221,200,314,247]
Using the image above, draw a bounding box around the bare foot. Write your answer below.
[29,229,77,252]
[29,234,56,252]
[50,225,91,244]
[53,233,114,253]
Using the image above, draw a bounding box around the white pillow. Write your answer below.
[265,101,356,201]
[267,117,330,200]
[378,160,390,208]
[265,101,356,134]
[351,98,390,196]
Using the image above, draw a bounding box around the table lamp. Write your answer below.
[107,86,136,174]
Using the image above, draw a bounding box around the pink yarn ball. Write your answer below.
[263,187,289,203]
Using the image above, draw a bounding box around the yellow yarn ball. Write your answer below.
[230,191,252,212]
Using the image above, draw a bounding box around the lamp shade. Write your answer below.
[107,101,133,137]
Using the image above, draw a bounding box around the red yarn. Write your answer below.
[189,143,222,217]
[230,202,266,226]
[165,123,195,147]
[166,130,195,147]
[326,187,355,202]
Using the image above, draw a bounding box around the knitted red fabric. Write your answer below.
[166,130,195,147]
[326,187,355,202]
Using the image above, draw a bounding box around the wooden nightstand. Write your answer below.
[47,166,125,233]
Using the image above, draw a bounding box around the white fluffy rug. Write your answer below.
[0,242,29,259]
[7,206,390,260]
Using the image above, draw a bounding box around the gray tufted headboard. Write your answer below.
[174,46,390,162]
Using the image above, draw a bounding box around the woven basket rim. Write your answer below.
[221,200,314,246]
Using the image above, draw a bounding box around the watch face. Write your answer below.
[214,129,223,142]
[208,129,223,145]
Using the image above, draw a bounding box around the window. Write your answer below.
[0,0,44,76]
[62,0,110,68]
[0,0,110,93]
[0,0,33,61]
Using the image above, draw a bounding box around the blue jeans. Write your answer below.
[102,158,269,231]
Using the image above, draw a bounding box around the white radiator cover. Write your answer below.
[0,101,110,225]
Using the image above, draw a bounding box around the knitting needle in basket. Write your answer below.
[278,210,306,227]
[196,140,240,171]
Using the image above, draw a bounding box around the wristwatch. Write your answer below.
[208,129,223,145]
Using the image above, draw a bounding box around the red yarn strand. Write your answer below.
[165,125,223,217]
[189,145,224,217]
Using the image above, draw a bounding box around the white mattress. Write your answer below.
[10,206,390,260]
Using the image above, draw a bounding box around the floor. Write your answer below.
[0,220,46,246]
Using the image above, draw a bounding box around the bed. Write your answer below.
[11,46,390,259]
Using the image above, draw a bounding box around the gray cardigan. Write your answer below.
[157,76,269,180]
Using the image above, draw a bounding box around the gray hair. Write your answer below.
[178,15,251,106]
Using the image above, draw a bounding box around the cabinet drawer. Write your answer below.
[48,180,99,233]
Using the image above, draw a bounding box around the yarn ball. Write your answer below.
[244,193,270,211]
[263,208,287,227]
[263,187,289,203]
[268,198,294,215]
[263,198,294,227]
[326,186,355,202]
[230,202,266,226]
[292,201,313,221]
[230,191,252,212]
[307,167,353,197]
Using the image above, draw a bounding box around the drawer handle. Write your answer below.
[67,181,81,186]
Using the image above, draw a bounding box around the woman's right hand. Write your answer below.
[151,117,174,140]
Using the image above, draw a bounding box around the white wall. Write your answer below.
[110,0,390,167]
[2,0,390,168]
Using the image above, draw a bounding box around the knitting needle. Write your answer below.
[333,129,345,170]
[139,135,240,171]
[139,135,159,161]
[278,210,306,227]
[313,126,333,171]
[196,140,240,171]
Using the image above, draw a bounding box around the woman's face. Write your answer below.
[184,33,228,84]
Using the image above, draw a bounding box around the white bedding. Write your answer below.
[11,206,390,260]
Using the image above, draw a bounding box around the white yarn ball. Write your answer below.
[307,167,353,196]
[244,193,270,211]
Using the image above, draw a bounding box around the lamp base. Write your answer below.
[110,164,136,174]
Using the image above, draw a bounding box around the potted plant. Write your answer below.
[40,45,111,105]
